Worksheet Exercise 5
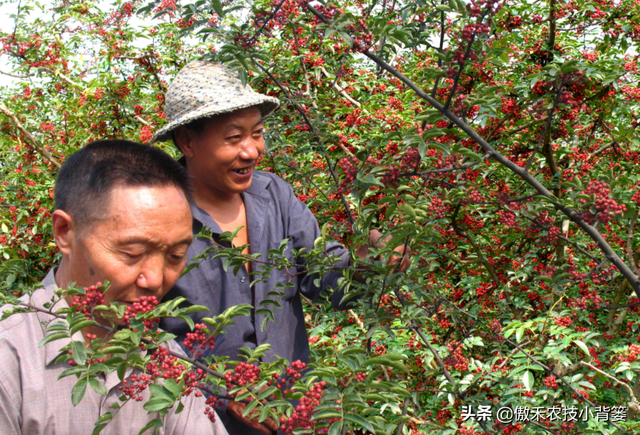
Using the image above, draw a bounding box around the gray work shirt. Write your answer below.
[160,171,350,364]
[0,269,228,435]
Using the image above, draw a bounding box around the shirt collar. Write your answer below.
[183,171,272,234]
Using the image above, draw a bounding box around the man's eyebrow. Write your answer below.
[224,119,264,132]
[118,236,193,247]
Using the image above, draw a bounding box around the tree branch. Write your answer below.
[0,104,61,169]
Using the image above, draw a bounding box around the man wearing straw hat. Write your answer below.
[152,60,409,435]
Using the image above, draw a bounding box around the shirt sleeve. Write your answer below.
[279,176,351,304]
[0,378,21,435]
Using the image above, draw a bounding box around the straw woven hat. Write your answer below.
[151,60,280,143]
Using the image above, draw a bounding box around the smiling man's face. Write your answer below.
[178,106,265,199]
[61,184,193,321]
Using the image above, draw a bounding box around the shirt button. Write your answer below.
[240,277,246,283]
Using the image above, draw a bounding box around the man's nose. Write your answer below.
[136,256,164,293]
[239,136,262,160]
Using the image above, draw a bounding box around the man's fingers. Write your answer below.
[227,400,278,434]
[243,414,278,434]
[368,229,384,248]
[264,416,280,431]
[399,250,412,272]
[249,421,272,435]
[388,245,411,272]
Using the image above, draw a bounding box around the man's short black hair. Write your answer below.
[55,140,193,229]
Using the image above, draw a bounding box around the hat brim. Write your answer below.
[151,97,279,144]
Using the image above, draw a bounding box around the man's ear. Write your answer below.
[174,126,196,158]
[52,210,76,256]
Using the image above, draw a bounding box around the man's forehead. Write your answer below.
[102,184,191,221]
[212,107,263,128]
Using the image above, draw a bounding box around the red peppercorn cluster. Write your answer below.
[580,180,626,224]
[489,318,503,341]
[225,362,261,387]
[71,283,105,318]
[499,210,518,228]
[280,381,327,433]
[501,423,523,435]
[466,188,484,204]
[540,225,561,244]
[429,197,449,219]
[146,347,186,380]
[444,340,469,372]
[183,323,216,357]
[338,157,359,193]
[270,360,307,395]
[286,360,306,379]
[553,316,572,327]
[119,373,152,401]
[543,374,558,389]
[123,296,159,329]
[204,395,219,422]
[617,344,640,362]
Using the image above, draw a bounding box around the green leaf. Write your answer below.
[344,413,375,432]
[70,319,97,337]
[91,423,109,435]
[39,332,69,347]
[117,363,127,381]
[523,370,534,391]
[176,315,195,331]
[312,410,343,420]
[560,59,580,73]
[257,386,278,400]
[574,340,590,357]
[242,398,259,417]
[150,384,176,401]
[399,204,417,220]
[71,378,88,406]
[180,305,210,314]
[364,356,409,373]
[328,420,343,435]
[143,397,174,412]
[138,418,163,435]
[91,412,113,435]
[89,377,107,396]
[211,0,224,17]
[163,379,182,398]
[359,173,385,187]
[100,346,127,355]
[71,340,88,365]
[458,147,484,162]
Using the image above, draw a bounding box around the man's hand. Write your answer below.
[227,399,279,435]
[353,230,411,281]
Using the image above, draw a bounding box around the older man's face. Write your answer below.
[66,184,192,318]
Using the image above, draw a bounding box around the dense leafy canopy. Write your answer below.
[2,0,640,433]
